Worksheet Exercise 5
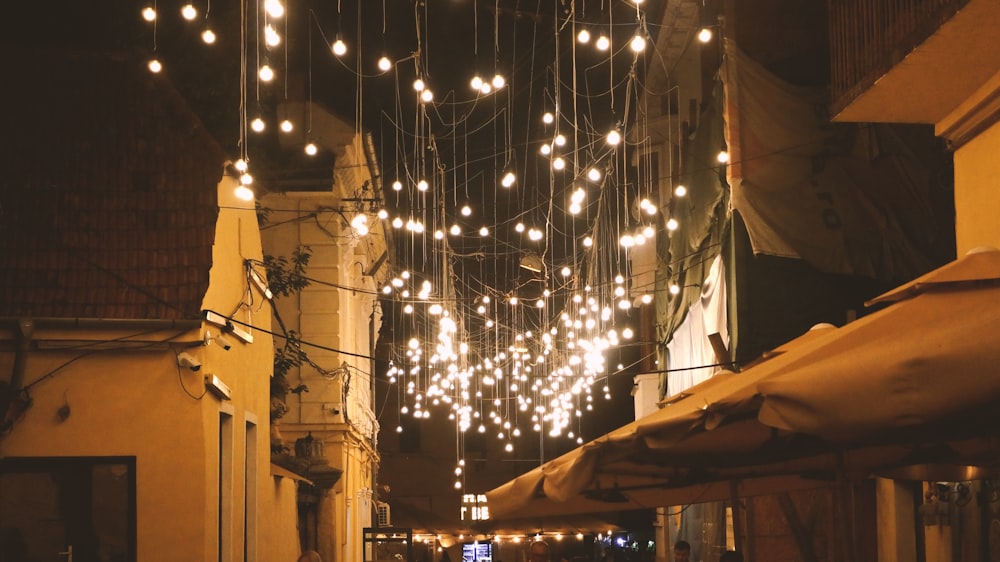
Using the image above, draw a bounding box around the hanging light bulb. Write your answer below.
[606,129,622,146]
[265,24,281,47]
[542,112,554,124]
[413,78,426,91]
[587,167,602,182]
[577,29,591,43]
[667,218,679,230]
[332,38,347,56]
[251,118,265,132]
[698,27,713,43]
[280,120,293,133]
[258,65,274,82]
[461,205,472,216]
[552,157,566,170]
[235,186,254,201]
[630,34,647,52]
[421,89,434,103]
[674,184,687,197]
[492,74,506,89]
[717,150,730,163]
[240,173,254,186]
[596,35,611,51]
[479,226,489,237]
[392,180,403,191]
[539,144,552,156]
[201,29,217,44]
[470,75,483,90]
[147,59,162,73]
[265,0,285,18]
[304,143,318,156]
[479,83,492,95]
[501,171,516,188]
[417,180,429,191]
[141,7,157,21]
[181,4,197,20]
[378,56,392,71]
[554,134,567,147]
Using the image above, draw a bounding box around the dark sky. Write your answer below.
[7,0,658,443]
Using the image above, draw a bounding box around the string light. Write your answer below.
[596,34,611,51]
[147,59,162,73]
[577,29,591,43]
[141,7,156,21]
[332,39,347,56]
[698,28,713,43]
[181,4,197,20]
[201,29,216,44]
[378,56,392,71]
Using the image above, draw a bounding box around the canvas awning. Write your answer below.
[486,249,1000,520]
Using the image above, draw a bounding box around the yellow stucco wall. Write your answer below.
[0,175,300,561]
[953,118,1000,254]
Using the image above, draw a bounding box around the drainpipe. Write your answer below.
[1,319,34,428]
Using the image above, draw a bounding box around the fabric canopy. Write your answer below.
[486,249,1000,520]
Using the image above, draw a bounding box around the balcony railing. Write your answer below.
[829,0,969,116]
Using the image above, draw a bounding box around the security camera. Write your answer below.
[205,331,232,351]
[177,352,202,371]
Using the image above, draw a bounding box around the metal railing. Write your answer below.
[829,0,969,116]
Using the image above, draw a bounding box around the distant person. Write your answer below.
[528,540,551,562]
[298,551,322,562]
[673,541,690,562]
[719,552,743,562]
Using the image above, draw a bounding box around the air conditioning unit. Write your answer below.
[376,502,391,527]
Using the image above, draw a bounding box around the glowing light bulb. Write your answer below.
[332,39,347,56]
[251,118,265,132]
[539,144,552,156]
[492,74,506,89]
[392,217,404,229]
[630,35,647,52]
[181,4,197,20]
[667,218,679,230]
[142,7,156,21]
[450,225,461,236]
[501,172,516,188]
[577,29,591,43]
[421,89,434,102]
[542,112,554,124]
[147,59,162,73]
[505,443,513,452]
[552,157,566,170]
[377,209,388,219]
[240,173,253,185]
[717,150,730,163]
[674,184,687,197]
[470,75,483,90]
[392,180,403,191]
[265,0,285,18]
[235,186,254,201]
[587,167,602,181]
[606,130,622,146]
[670,284,680,295]
[515,223,525,233]
[554,134,566,147]
[265,24,281,47]
[583,236,593,247]
[480,83,492,95]
[304,143,318,156]
[698,27,713,43]
[479,227,489,236]
[413,78,425,91]
[280,120,293,133]
[596,35,611,51]
[378,56,392,71]
[234,159,248,172]
[461,205,472,216]
[561,267,571,277]
[258,65,274,82]
[417,180,429,191]
[201,29,216,44]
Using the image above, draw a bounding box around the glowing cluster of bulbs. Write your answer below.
[469,74,508,96]
[384,256,651,454]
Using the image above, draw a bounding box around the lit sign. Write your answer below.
[461,494,490,521]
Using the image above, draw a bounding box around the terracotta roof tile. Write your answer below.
[0,49,228,321]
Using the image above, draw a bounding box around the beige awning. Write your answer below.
[486,249,1000,520]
